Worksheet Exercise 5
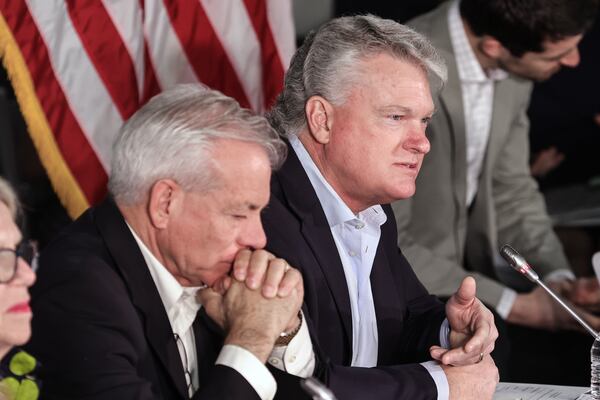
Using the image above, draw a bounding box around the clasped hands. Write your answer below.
[197,249,303,362]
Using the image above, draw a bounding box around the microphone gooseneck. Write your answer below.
[500,244,600,340]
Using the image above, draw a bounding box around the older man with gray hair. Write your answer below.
[262,15,499,400]
[27,84,315,399]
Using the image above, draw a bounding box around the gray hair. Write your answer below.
[109,84,286,205]
[268,14,448,137]
[0,177,19,220]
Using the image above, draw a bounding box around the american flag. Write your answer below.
[0,0,295,218]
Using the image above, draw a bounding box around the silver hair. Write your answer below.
[0,177,19,220]
[108,84,287,205]
[268,14,448,137]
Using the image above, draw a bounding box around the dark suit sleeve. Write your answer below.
[28,249,260,400]
[193,366,260,400]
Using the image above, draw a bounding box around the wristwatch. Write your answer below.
[275,311,303,346]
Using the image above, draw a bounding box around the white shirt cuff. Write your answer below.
[268,311,315,377]
[497,288,517,319]
[439,318,451,349]
[421,361,449,400]
[544,269,575,283]
[216,344,276,400]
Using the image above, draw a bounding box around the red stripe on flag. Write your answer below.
[3,3,108,203]
[242,0,286,110]
[162,0,252,109]
[66,0,140,119]
[141,40,161,105]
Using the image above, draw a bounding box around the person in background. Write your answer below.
[26,85,315,400]
[392,0,599,384]
[263,15,499,400]
[0,177,38,399]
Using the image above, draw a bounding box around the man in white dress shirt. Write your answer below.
[27,84,314,399]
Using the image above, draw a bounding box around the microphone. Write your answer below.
[300,377,338,400]
[592,252,600,280]
[500,244,600,340]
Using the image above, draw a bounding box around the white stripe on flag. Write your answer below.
[144,0,198,89]
[201,0,264,113]
[101,0,146,99]
[266,0,295,70]
[25,0,123,172]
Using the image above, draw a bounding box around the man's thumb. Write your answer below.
[454,276,477,306]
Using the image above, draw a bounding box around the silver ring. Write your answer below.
[476,352,484,364]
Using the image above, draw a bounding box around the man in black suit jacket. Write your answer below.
[27,85,314,399]
[262,15,499,400]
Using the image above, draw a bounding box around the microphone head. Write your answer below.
[500,244,539,282]
[300,377,337,400]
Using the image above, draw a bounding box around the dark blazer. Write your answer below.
[262,145,447,400]
[27,199,304,400]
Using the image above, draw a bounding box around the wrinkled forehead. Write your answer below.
[352,51,439,94]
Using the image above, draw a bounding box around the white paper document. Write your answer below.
[494,382,589,400]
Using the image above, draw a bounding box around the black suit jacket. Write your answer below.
[27,199,303,399]
[262,144,447,399]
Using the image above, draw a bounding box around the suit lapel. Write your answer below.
[275,145,354,347]
[369,233,404,364]
[421,3,468,209]
[438,62,468,209]
[193,309,225,389]
[95,200,189,399]
[486,79,514,170]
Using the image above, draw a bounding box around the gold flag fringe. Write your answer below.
[0,13,88,219]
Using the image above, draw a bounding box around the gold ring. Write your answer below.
[283,261,291,272]
[476,352,484,364]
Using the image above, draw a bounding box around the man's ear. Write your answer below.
[305,95,334,144]
[148,179,180,229]
[479,35,505,60]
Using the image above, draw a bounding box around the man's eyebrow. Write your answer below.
[377,105,436,117]
[541,46,576,61]
[377,105,413,113]
[228,202,263,212]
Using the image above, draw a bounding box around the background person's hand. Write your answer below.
[507,283,600,332]
[566,277,600,311]
[530,147,565,177]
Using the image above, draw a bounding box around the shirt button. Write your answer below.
[349,251,356,257]
[289,355,296,363]
[269,358,279,365]
[355,222,365,229]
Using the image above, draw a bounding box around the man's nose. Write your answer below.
[240,218,267,250]
[560,48,580,68]
[405,124,431,154]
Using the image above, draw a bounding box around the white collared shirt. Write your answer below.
[448,0,508,207]
[290,136,450,399]
[127,225,314,399]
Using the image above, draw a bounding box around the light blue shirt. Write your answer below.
[290,136,450,399]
